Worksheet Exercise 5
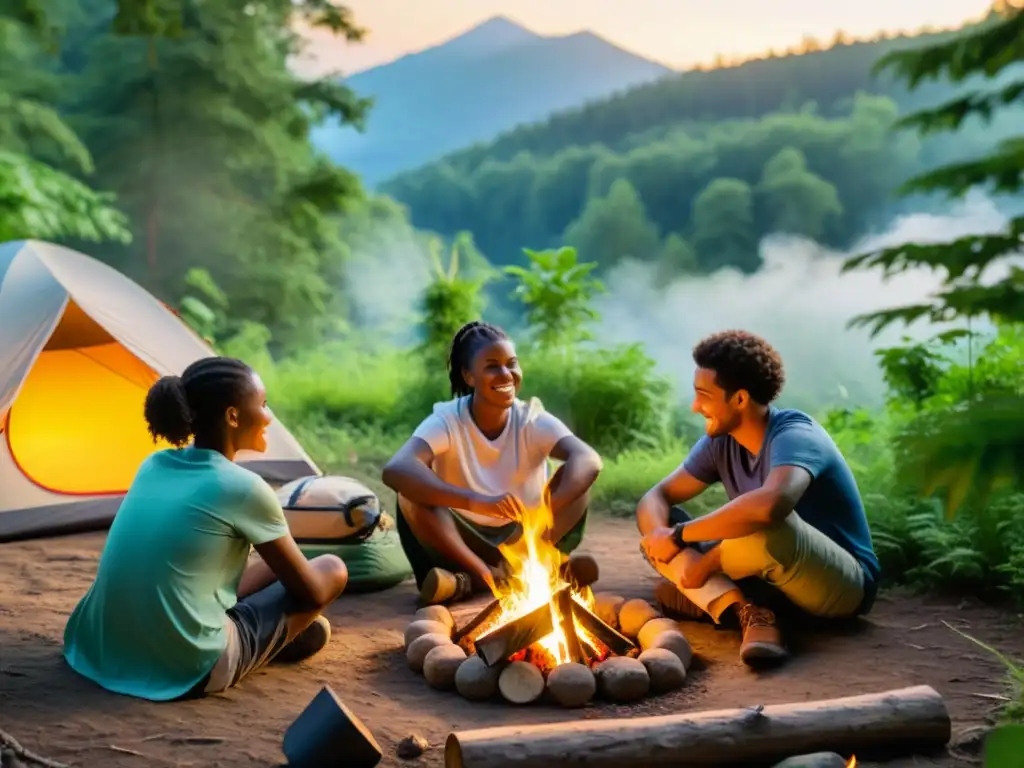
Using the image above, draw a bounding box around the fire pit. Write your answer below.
[403,505,693,707]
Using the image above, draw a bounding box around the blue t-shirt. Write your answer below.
[63,446,290,701]
[683,407,880,589]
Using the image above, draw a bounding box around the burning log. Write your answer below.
[555,589,584,664]
[444,685,951,768]
[452,599,501,645]
[570,599,636,657]
[474,588,569,667]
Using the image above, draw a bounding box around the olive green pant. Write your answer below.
[648,507,874,622]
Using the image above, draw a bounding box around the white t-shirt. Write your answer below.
[411,395,573,527]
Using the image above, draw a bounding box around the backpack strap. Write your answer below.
[285,475,318,508]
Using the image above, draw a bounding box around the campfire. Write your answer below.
[404,500,693,706]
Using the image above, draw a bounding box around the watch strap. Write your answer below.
[671,521,687,548]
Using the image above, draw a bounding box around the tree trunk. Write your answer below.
[445,685,951,768]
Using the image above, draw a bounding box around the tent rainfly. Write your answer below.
[0,239,320,543]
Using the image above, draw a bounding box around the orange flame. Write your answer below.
[846,756,856,768]
[490,498,601,665]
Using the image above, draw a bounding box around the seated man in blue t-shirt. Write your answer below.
[636,330,880,667]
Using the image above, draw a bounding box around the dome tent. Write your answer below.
[0,239,319,542]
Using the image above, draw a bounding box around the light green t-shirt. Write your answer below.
[63,446,289,701]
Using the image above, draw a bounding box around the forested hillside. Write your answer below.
[380,8,1024,273]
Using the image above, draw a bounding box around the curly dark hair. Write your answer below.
[692,330,785,405]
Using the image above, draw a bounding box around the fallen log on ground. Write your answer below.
[444,684,950,768]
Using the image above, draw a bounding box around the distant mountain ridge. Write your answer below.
[381,12,1019,183]
[311,15,674,186]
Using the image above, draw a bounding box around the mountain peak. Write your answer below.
[442,14,541,57]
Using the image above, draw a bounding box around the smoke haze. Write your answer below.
[343,190,1010,409]
[594,190,1009,409]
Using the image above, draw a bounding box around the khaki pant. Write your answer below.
[652,509,867,621]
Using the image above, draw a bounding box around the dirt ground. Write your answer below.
[1,517,1021,768]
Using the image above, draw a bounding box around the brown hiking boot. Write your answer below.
[738,604,788,666]
[420,568,474,606]
[654,580,711,622]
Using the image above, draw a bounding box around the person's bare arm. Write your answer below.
[547,435,602,514]
[382,437,501,514]
[679,465,811,542]
[253,535,339,608]
[238,557,277,597]
[636,465,710,536]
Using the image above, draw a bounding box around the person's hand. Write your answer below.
[476,562,511,596]
[642,526,681,564]
[676,553,712,590]
[469,492,527,522]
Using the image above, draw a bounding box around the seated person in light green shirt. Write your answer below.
[63,356,349,702]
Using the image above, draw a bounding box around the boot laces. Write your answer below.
[739,604,776,629]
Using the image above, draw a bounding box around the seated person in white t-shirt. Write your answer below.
[382,321,604,605]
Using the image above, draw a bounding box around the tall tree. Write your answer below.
[841,5,1024,509]
[68,0,371,345]
[691,178,759,273]
[0,7,129,243]
[757,147,842,240]
[563,178,661,270]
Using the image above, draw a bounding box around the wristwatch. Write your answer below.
[670,521,688,549]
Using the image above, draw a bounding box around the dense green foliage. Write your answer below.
[0,10,130,243]
[380,8,1023,275]
[843,5,1024,512]
[839,6,1024,736]
[0,0,383,349]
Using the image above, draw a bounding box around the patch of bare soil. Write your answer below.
[0,518,1021,767]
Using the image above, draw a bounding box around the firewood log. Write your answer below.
[474,588,568,666]
[444,685,952,768]
[497,661,545,704]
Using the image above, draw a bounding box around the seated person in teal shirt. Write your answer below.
[63,356,349,701]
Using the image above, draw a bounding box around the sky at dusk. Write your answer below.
[295,0,995,77]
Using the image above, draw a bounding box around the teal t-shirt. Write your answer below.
[63,446,290,701]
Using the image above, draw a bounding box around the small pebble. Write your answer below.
[396,733,430,759]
